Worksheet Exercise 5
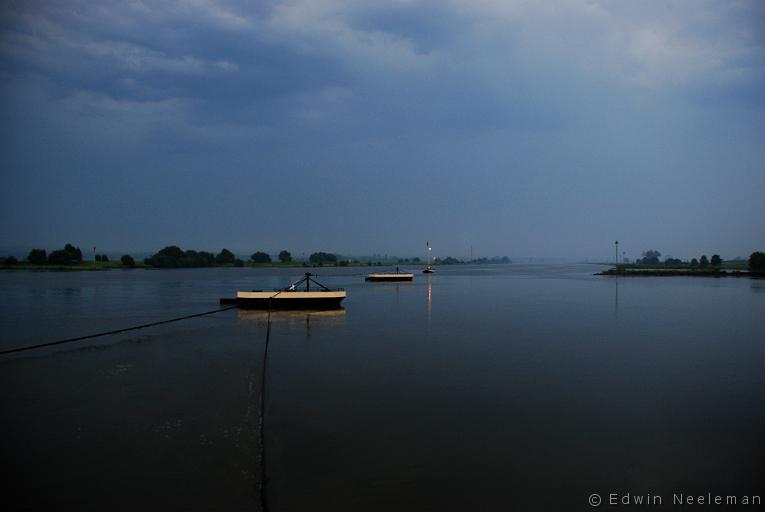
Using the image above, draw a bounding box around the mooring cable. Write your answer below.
[0,305,237,356]
[258,290,282,512]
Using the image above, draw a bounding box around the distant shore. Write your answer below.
[0,261,148,271]
[0,260,431,272]
[597,266,755,277]
[0,262,357,272]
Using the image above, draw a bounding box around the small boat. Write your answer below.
[366,266,415,282]
[221,273,346,309]
[423,241,436,273]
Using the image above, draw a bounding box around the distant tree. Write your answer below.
[145,246,184,267]
[44,243,83,265]
[121,255,136,267]
[711,254,722,266]
[181,250,200,267]
[690,258,699,267]
[180,250,215,267]
[48,250,72,264]
[251,251,272,263]
[100,254,109,262]
[664,257,683,266]
[215,248,236,265]
[95,254,102,262]
[4,256,18,265]
[64,243,83,263]
[699,255,709,268]
[234,259,244,267]
[640,250,661,265]
[749,252,765,274]
[309,252,337,265]
[144,246,213,268]
[412,257,421,263]
[201,251,215,266]
[28,249,47,264]
[278,250,292,263]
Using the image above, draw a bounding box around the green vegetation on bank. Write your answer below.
[3,242,514,271]
[2,243,148,270]
[0,260,149,271]
[598,250,764,277]
[143,246,244,268]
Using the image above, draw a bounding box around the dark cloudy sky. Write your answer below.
[1,0,763,260]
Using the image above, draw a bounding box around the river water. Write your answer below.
[1,265,763,510]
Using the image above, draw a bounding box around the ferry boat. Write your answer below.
[221,273,346,309]
[366,266,415,282]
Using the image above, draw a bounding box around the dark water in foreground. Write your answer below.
[1,265,763,510]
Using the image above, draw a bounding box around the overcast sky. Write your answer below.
[1,0,763,260]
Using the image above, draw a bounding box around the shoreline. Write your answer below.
[0,261,430,272]
[597,267,755,277]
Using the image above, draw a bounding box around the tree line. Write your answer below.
[2,246,514,269]
[143,247,345,268]
[636,250,723,268]
[0,244,139,268]
[1,244,350,269]
[633,249,764,273]
[143,246,244,268]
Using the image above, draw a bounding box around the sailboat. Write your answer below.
[423,241,435,273]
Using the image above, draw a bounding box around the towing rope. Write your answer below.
[0,306,237,356]
[258,291,282,512]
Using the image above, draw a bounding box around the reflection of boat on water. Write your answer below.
[237,307,346,335]
[220,273,346,309]
[366,266,415,282]
[237,308,346,320]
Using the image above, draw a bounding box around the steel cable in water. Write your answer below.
[0,306,237,356]
[257,291,282,512]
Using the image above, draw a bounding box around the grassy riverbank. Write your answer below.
[1,261,151,271]
[598,266,752,277]
[1,259,409,272]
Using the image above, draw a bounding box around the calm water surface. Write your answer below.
[1,265,763,510]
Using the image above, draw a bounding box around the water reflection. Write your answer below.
[426,276,433,323]
[237,309,346,337]
[237,308,346,321]
[57,287,82,296]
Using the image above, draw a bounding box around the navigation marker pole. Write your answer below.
[615,240,619,266]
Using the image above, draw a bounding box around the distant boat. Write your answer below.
[423,241,436,273]
[366,266,415,282]
[221,273,346,309]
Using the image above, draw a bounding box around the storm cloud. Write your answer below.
[1,0,763,259]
